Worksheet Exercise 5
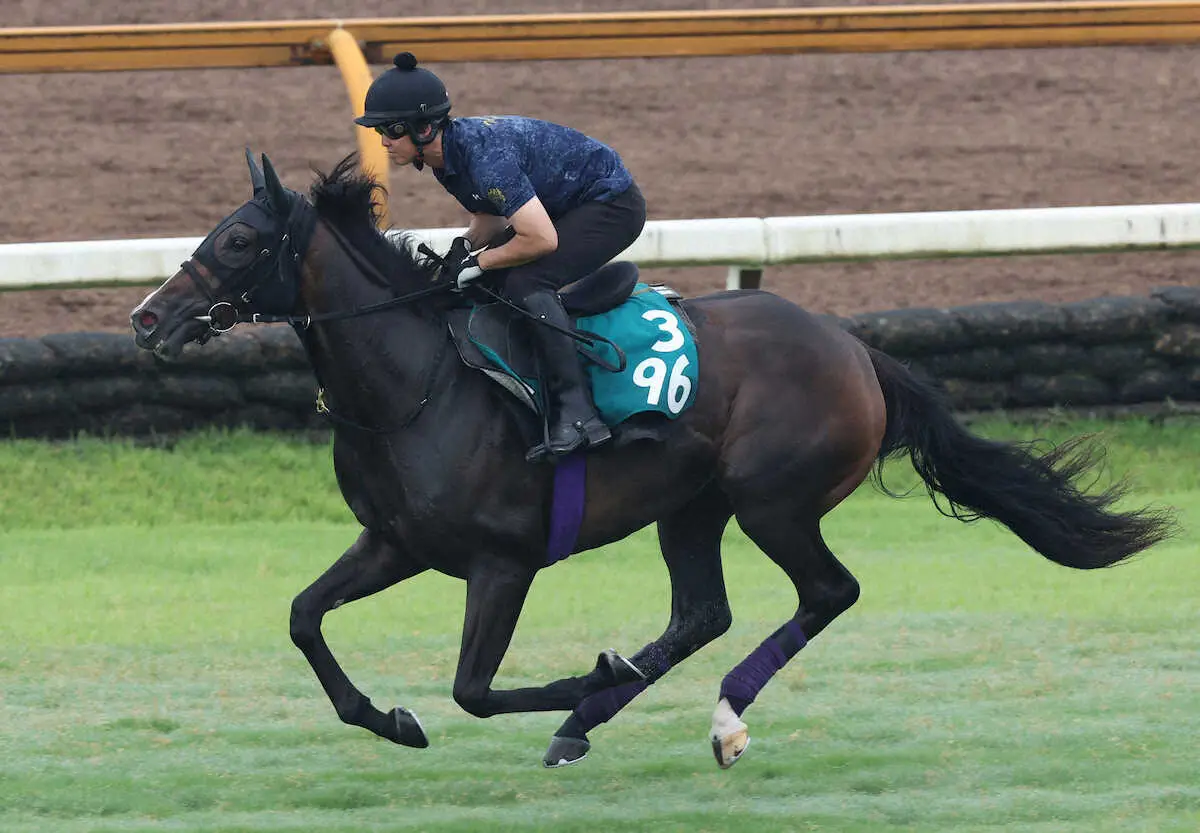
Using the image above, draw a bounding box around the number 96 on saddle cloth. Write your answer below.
[576,284,699,425]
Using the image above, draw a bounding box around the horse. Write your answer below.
[130,152,1173,769]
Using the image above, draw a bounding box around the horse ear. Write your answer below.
[246,147,266,195]
[260,153,290,211]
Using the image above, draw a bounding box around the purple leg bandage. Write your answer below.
[720,620,807,716]
[574,680,649,731]
[572,644,671,731]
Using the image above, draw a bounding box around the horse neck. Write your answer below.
[296,224,447,422]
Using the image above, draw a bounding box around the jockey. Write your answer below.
[354,52,647,457]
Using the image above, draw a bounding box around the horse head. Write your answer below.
[130,150,313,359]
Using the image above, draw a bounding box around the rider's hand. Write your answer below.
[443,236,472,265]
[448,252,484,291]
[443,236,484,290]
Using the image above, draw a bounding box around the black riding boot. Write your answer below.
[522,290,612,457]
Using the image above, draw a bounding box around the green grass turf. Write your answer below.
[0,419,1196,831]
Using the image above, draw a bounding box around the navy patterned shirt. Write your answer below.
[432,116,633,221]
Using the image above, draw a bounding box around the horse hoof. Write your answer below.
[387,706,429,748]
[711,728,750,769]
[543,734,590,768]
[710,697,749,769]
[596,649,646,686]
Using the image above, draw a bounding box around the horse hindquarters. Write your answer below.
[867,348,1173,567]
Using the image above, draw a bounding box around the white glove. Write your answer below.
[453,254,484,290]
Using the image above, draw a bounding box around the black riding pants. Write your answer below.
[505,182,646,304]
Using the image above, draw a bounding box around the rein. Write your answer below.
[194,221,456,333]
[249,226,456,328]
[246,283,453,327]
[417,247,627,372]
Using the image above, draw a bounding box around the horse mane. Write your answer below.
[308,154,438,290]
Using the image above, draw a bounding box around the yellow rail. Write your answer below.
[326,28,390,224]
[2,2,1199,74]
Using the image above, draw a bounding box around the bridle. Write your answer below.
[174,195,457,433]
[184,197,457,337]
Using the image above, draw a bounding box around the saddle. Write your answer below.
[446,261,687,451]
[446,261,638,410]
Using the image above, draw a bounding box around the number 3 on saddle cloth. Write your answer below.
[445,261,700,564]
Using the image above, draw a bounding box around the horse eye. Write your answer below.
[213,225,259,267]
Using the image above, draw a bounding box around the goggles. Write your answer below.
[374,121,410,140]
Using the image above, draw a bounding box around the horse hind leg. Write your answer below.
[545,484,734,767]
[712,506,861,769]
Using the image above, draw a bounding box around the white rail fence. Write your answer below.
[3,203,1200,293]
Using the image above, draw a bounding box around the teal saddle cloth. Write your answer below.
[445,262,699,443]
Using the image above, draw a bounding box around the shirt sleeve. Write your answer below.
[469,143,536,219]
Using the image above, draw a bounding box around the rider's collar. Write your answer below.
[432,119,458,176]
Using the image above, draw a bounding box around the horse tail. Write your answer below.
[867,347,1174,569]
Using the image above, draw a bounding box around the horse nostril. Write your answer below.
[138,310,158,331]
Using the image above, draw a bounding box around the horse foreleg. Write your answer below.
[545,485,734,767]
[289,529,428,746]
[713,508,860,769]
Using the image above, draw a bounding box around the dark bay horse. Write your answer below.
[130,153,1172,769]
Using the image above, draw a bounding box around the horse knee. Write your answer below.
[289,595,320,651]
[452,682,495,719]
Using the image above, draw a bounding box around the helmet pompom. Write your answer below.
[393,52,418,71]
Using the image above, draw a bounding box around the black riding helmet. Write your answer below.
[354,52,451,143]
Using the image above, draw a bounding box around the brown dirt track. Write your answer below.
[2,0,1198,339]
